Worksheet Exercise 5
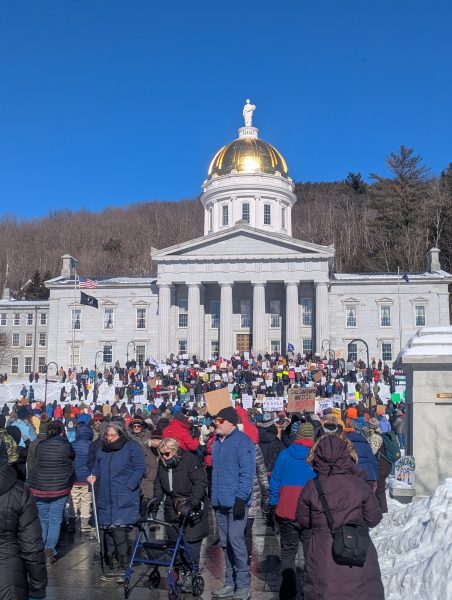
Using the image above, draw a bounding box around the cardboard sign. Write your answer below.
[204,387,232,415]
[287,388,315,413]
[376,405,386,416]
[241,394,254,409]
[395,456,415,487]
[313,371,323,383]
[263,397,284,411]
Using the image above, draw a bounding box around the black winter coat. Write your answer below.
[27,436,75,497]
[0,463,47,600]
[153,451,209,542]
[259,425,283,473]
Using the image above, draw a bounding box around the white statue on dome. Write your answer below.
[243,99,256,127]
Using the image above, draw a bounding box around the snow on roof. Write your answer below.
[48,276,157,286]
[332,271,452,282]
[394,326,452,365]
[0,299,49,306]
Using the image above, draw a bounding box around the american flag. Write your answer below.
[79,277,98,289]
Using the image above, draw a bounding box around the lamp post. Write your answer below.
[321,339,331,359]
[94,350,103,376]
[126,341,136,366]
[348,338,371,408]
[44,361,59,406]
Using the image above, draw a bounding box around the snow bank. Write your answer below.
[372,478,452,599]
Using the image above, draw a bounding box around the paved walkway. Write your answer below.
[45,513,304,599]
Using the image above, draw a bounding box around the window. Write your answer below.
[178,298,188,328]
[70,345,81,366]
[26,313,34,326]
[40,313,47,325]
[24,357,32,374]
[208,208,213,231]
[136,308,146,329]
[211,340,219,359]
[103,344,113,364]
[264,204,271,225]
[380,305,391,327]
[71,309,81,330]
[0,333,6,347]
[270,299,281,328]
[346,305,357,327]
[25,333,33,347]
[347,342,357,361]
[11,357,19,374]
[415,305,426,327]
[135,344,146,363]
[38,357,46,373]
[178,339,187,353]
[13,313,20,326]
[302,339,312,355]
[242,203,250,223]
[282,207,286,230]
[222,204,229,226]
[240,299,251,328]
[271,340,281,354]
[0,314,6,326]
[103,308,114,329]
[39,333,46,347]
[382,343,392,362]
[210,300,220,329]
[301,299,312,326]
[12,333,19,347]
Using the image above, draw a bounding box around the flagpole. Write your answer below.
[72,267,78,370]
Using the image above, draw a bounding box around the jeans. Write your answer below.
[277,518,311,600]
[215,506,250,589]
[397,432,405,449]
[35,495,69,553]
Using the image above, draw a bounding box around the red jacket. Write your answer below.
[235,405,259,444]
[162,419,200,452]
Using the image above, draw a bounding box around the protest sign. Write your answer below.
[241,394,254,409]
[391,393,401,403]
[316,398,334,413]
[376,405,386,416]
[287,388,315,413]
[395,456,416,486]
[313,371,323,383]
[346,392,357,404]
[204,387,232,415]
[263,397,284,411]
[227,383,235,392]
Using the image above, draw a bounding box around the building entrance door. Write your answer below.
[236,334,251,354]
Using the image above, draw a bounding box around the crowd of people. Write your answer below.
[0,353,407,600]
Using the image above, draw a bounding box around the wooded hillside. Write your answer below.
[1,146,451,297]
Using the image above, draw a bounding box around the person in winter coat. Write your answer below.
[27,420,75,565]
[391,409,406,449]
[11,406,37,447]
[296,434,384,600]
[69,422,94,533]
[258,420,283,475]
[162,412,200,452]
[346,420,378,488]
[211,406,255,600]
[87,420,146,582]
[269,422,316,600]
[0,414,19,465]
[367,418,392,513]
[128,417,159,517]
[152,437,209,592]
[0,461,47,600]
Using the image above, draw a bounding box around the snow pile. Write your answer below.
[372,478,452,599]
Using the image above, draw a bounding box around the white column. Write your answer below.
[315,282,329,354]
[158,284,172,360]
[285,282,299,353]
[252,282,266,356]
[187,283,201,359]
[220,282,234,359]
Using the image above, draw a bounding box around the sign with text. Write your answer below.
[241,394,254,409]
[263,397,284,411]
[287,388,316,413]
[315,398,334,413]
[395,455,416,487]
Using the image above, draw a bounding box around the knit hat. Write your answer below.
[17,406,29,420]
[216,406,238,426]
[93,412,104,422]
[261,412,274,428]
[296,422,315,441]
[40,413,50,422]
[368,417,380,431]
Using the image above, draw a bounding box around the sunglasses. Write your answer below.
[160,451,172,458]
[215,417,225,424]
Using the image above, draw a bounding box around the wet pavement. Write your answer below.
[45,512,305,599]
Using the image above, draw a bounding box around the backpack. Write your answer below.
[379,431,401,464]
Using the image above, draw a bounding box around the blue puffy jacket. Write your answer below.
[92,438,146,526]
[71,424,93,484]
[211,427,256,509]
[347,431,378,481]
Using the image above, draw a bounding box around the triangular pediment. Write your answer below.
[151,225,334,260]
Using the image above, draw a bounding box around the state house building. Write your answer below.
[1,107,451,374]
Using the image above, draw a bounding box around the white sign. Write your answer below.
[395,456,415,487]
[263,397,284,411]
[241,394,254,409]
[315,398,334,413]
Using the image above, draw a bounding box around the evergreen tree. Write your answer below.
[20,271,50,300]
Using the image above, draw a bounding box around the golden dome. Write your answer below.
[208,136,289,179]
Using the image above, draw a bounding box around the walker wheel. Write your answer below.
[124,579,130,599]
[168,590,180,600]
[192,575,205,597]
[148,569,161,589]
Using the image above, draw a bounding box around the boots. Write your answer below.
[115,555,128,583]
[99,556,119,581]
[80,517,92,534]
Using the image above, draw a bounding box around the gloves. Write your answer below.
[178,501,194,517]
[146,498,160,515]
[232,497,246,520]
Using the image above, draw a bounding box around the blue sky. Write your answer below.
[1,0,451,218]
